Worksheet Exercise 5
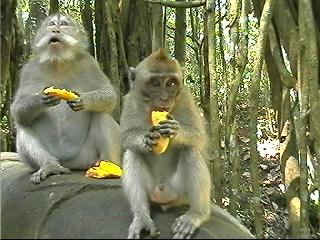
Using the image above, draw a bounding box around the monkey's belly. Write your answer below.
[149,184,179,204]
[34,107,91,160]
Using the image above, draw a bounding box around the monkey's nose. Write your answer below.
[52,29,60,33]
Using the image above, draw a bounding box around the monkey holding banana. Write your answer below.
[120,49,212,239]
[11,13,120,184]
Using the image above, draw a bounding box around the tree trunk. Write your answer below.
[151,4,164,51]
[80,0,94,57]
[1,0,22,152]
[123,0,152,68]
[105,1,120,121]
[49,0,59,14]
[174,0,186,68]
[228,0,249,216]
[206,0,222,207]
[25,0,48,57]
[94,0,103,63]
[248,0,275,237]
[296,0,318,237]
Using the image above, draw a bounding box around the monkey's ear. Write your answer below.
[128,67,136,89]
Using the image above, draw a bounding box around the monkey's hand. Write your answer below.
[152,117,179,138]
[67,98,84,111]
[143,130,161,152]
[172,214,200,239]
[41,92,61,107]
[128,216,160,239]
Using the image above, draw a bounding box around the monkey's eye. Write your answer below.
[48,21,56,26]
[60,21,69,26]
[150,80,160,88]
[166,80,176,87]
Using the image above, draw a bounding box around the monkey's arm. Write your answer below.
[83,88,117,112]
[11,93,61,125]
[67,59,118,113]
[121,128,158,153]
[11,62,62,125]
[172,121,206,148]
[156,96,207,149]
[67,83,117,113]
[120,96,157,153]
[173,90,207,148]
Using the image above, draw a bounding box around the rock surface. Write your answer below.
[1,160,254,239]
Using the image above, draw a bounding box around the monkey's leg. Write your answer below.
[63,113,121,169]
[16,128,71,184]
[94,114,121,166]
[171,148,211,239]
[122,150,159,239]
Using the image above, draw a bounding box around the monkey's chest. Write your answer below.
[146,151,178,177]
[35,105,91,159]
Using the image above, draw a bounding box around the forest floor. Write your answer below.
[238,138,289,239]
[234,137,319,239]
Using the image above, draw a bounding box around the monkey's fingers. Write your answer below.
[158,128,178,138]
[167,114,174,120]
[128,217,145,239]
[41,93,59,100]
[149,131,161,139]
[172,215,196,239]
[150,125,160,132]
[30,172,43,184]
[149,227,160,238]
[143,138,154,152]
[144,137,159,150]
[30,164,70,184]
[67,98,82,104]
[69,105,84,111]
[41,94,61,106]
[158,120,179,129]
[67,99,84,111]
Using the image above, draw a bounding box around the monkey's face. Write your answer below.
[139,73,181,113]
[131,48,183,113]
[32,13,88,63]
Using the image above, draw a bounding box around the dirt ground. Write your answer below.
[231,137,319,239]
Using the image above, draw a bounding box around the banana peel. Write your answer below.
[85,160,122,179]
[43,86,79,101]
[151,111,171,154]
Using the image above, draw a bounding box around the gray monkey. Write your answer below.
[120,49,211,239]
[11,13,120,184]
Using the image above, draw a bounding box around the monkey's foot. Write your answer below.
[30,163,71,184]
[172,214,198,239]
[127,216,160,239]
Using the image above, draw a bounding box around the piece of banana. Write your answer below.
[43,86,79,101]
[151,111,171,154]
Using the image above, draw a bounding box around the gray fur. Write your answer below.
[120,50,211,239]
[11,13,120,184]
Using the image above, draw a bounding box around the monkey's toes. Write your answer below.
[172,215,196,239]
[30,171,42,184]
[149,226,160,238]
[40,163,71,180]
[127,227,141,239]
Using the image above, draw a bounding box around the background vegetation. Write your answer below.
[1,0,319,238]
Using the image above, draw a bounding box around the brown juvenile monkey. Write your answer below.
[120,49,211,239]
[11,13,121,184]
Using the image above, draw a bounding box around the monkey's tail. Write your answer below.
[0,152,21,161]
[210,204,255,238]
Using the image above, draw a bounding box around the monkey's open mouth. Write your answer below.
[49,37,60,44]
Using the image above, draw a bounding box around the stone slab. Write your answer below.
[1,160,254,239]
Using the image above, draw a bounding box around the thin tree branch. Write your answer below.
[145,0,205,8]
